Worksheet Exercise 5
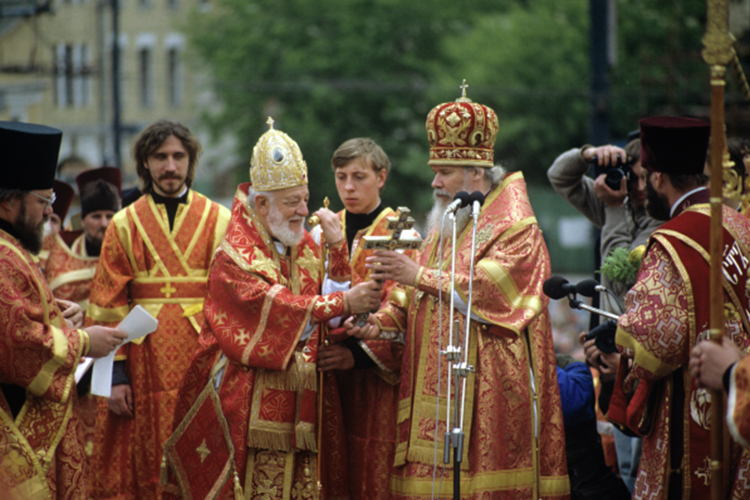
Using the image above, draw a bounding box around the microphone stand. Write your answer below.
[566,295,620,321]
[449,204,481,500]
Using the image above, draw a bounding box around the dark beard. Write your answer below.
[13,203,46,254]
[645,176,671,221]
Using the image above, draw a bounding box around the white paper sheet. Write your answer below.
[75,357,94,383]
[90,305,158,398]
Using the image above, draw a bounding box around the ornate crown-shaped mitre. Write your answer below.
[250,117,308,191]
[426,81,499,168]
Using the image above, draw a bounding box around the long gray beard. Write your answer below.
[425,201,471,237]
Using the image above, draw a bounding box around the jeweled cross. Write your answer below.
[356,207,422,325]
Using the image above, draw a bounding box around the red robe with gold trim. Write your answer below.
[166,183,351,500]
[44,234,99,312]
[0,229,90,500]
[86,190,230,499]
[375,172,569,499]
[318,208,407,500]
[616,202,750,500]
[44,233,101,465]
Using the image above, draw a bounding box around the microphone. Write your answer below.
[444,191,471,213]
[575,278,603,298]
[542,276,578,300]
[469,191,485,218]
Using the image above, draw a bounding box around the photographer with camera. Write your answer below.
[548,138,662,492]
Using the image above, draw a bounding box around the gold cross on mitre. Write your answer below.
[459,79,469,98]
[266,116,275,129]
[362,207,422,252]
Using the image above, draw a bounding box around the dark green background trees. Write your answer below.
[185,0,745,214]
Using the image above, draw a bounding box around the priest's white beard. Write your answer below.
[425,189,471,236]
[268,202,304,247]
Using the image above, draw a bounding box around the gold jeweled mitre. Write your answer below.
[426,80,499,168]
[250,117,308,191]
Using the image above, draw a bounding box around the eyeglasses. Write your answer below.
[29,191,57,208]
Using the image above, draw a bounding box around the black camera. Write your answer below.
[592,155,635,192]
[584,319,618,354]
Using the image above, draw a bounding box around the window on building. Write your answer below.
[81,44,91,106]
[167,48,182,107]
[64,45,74,107]
[139,48,152,108]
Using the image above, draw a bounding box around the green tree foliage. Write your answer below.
[185,0,510,212]
[435,0,590,184]
[186,0,729,207]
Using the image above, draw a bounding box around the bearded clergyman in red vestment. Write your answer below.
[162,119,382,500]
[0,121,126,500]
[347,86,570,499]
[86,121,231,500]
[612,117,750,500]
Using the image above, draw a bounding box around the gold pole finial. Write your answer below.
[266,116,275,130]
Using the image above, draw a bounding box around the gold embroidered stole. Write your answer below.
[126,191,215,335]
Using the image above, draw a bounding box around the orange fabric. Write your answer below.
[87,191,229,500]
[590,368,617,470]
[44,233,98,311]
[0,229,89,499]
[376,173,569,499]
[166,183,350,499]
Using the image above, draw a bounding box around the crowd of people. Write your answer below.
[1,86,749,500]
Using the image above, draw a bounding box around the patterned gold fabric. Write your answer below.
[44,233,98,312]
[616,204,750,500]
[375,172,569,499]
[0,229,89,500]
[86,190,230,500]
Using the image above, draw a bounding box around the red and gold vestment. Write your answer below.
[375,172,569,499]
[86,190,230,499]
[327,208,406,500]
[165,183,351,500]
[44,233,98,313]
[0,228,90,500]
[616,202,750,500]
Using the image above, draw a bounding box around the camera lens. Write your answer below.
[605,168,625,191]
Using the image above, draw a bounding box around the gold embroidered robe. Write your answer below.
[324,208,406,500]
[86,190,230,499]
[44,233,98,312]
[166,183,351,499]
[616,204,750,500]
[375,172,569,499]
[0,229,90,500]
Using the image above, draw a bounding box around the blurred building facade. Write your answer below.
[0,0,236,193]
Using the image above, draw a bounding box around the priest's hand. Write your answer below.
[57,299,84,328]
[86,326,128,358]
[346,280,382,314]
[315,208,344,247]
[366,250,420,286]
[690,338,744,391]
[108,384,134,418]
[317,344,355,371]
[343,315,380,340]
